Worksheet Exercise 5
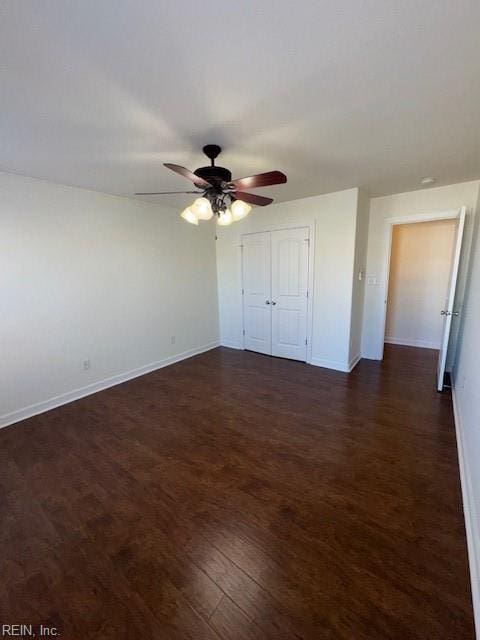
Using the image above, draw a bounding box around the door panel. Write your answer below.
[271,228,309,361]
[437,206,466,391]
[276,309,301,346]
[242,232,271,355]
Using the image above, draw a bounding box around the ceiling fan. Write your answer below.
[135,145,287,226]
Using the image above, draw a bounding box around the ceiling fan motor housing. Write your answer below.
[193,143,232,191]
[194,165,232,187]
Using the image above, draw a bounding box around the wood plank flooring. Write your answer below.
[0,345,474,639]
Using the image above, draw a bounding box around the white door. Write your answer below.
[242,232,272,355]
[271,228,309,361]
[437,206,466,391]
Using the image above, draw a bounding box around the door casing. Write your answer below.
[380,208,465,363]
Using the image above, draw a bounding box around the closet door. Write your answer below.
[242,232,272,355]
[271,228,309,361]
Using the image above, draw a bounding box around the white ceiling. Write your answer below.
[1,0,480,207]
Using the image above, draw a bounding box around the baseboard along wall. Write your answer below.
[0,341,220,430]
[451,385,480,639]
[384,337,440,349]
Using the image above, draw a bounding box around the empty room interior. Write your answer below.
[1,2,480,639]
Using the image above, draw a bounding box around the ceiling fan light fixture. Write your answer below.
[137,145,287,225]
[217,209,233,226]
[231,199,252,221]
[180,207,199,225]
[191,197,213,220]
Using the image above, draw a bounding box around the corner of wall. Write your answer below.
[349,188,371,362]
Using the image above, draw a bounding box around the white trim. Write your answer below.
[0,341,220,430]
[452,384,480,639]
[348,353,362,371]
[385,209,459,226]
[222,345,361,372]
[307,222,316,365]
[310,354,360,373]
[378,208,463,361]
[220,341,243,350]
[310,357,350,373]
[384,337,440,349]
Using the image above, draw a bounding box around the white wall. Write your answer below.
[349,189,369,364]
[216,188,359,371]
[362,181,480,360]
[0,172,219,427]
[385,220,456,349]
[451,188,480,638]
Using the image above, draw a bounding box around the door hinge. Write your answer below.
[305,339,308,345]
[306,291,309,298]
[304,238,310,245]
[242,288,244,295]
[243,329,246,336]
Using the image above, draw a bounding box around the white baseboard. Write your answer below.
[0,341,220,430]
[452,384,480,638]
[348,354,362,372]
[310,357,351,373]
[360,353,382,361]
[220,345,360,372]
[310,353,361,373]
[220,340,244,350]
[384,337,440,349]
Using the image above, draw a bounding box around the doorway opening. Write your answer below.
[382,207,466,390]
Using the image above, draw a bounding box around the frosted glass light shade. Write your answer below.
[217,209,233,226]
[191,197,213,220]
[231,199,252,220]
[180,207,199,225]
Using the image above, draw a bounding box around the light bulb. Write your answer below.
[191,197,213,220]
[231,199,252,221]
[180,207,198,225]
[217,208,233,226]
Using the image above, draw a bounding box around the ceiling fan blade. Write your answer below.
[164,163,212,188]
[233,191,273,206]
[230,170,287,190]
[134,190,202,195]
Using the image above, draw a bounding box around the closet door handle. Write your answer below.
[265,300,270,305]
[271,301,277,306]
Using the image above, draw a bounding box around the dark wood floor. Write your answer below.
[0,345,474,639]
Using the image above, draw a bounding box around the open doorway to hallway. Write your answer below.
[385,219,456,349]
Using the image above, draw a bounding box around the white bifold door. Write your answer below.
[242,228,309,362]
[242,232,272,356]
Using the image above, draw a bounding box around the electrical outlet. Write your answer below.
[170,336,176,345]
[83,359,91,371]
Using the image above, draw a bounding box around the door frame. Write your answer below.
[241,222,315,364]
[379,208,462,360]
